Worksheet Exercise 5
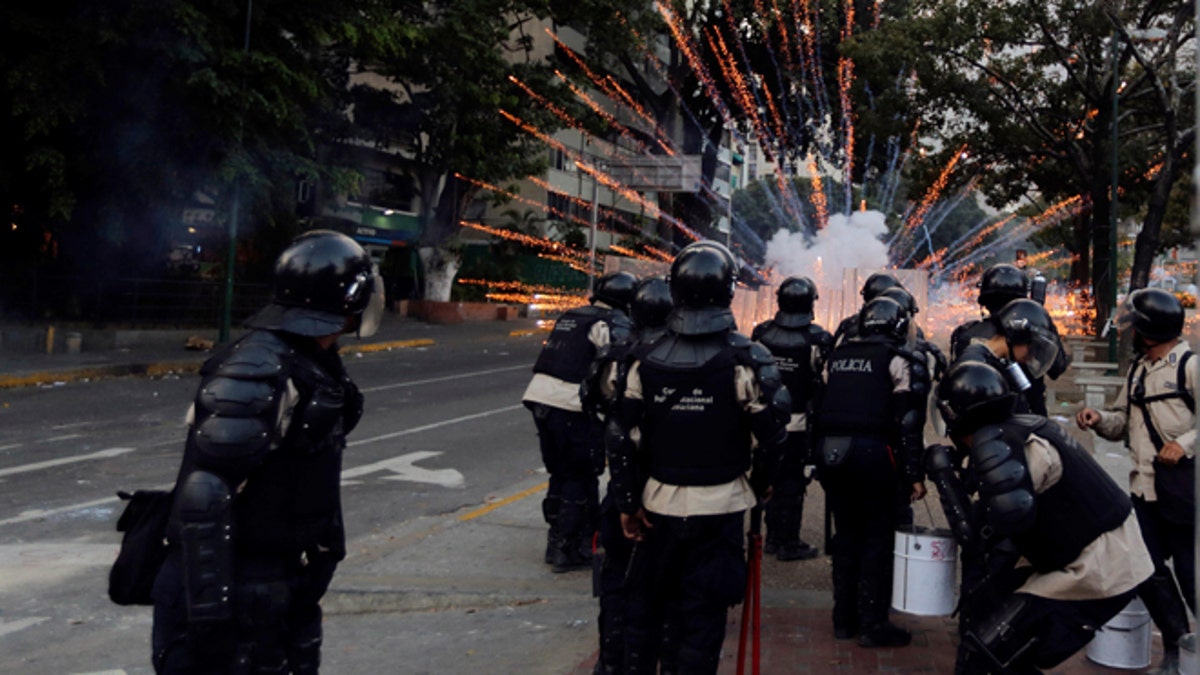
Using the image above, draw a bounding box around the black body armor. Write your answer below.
[752,320,831,413]
[168,330,357,619]
[980,416,1131,572]
[534,305,616,384]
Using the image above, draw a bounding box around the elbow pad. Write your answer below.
[971,426,1036,536]
[604,416,641,514]
[925,444,974,546]
[176,470,234,623]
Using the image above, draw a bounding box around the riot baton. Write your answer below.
[737,505,763,675]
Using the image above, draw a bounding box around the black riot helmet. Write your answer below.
[1114,287,1184,342]
[936,361,1016,438]
[631,277,673,330]
[879,286,918,317]
[246,230,385,338]
[592,271,638,314]
[992,299,1059,378]
[861,272,902,301]
[858,296,909,341]
[669,241,737,309]
[775,276,818,327]
[978,263,1029,314]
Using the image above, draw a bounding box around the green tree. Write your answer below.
[1,1,400,287]
[350,1,589,300]
[847,0,1195,330]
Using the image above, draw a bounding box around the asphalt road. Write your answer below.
[0,331,583,673]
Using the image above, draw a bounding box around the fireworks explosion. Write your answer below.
[454,7,1137,338]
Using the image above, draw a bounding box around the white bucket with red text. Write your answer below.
[891,525,957,616]
[1085,598,1151,669]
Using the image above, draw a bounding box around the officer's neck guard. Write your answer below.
[773,310,812,328]
[668,307,737,336]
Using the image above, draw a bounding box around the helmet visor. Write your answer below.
[356,272,386,338]
[1111,295,1136,334]
[1019,329,1059,378]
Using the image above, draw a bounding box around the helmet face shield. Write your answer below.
[1111,295,1136,334]
[355,270,386,338]
[1018,329,1059,378]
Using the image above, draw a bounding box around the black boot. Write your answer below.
[857,576,910,648]
[552,499,593,572]
[1139,571,1192,673]
[775,540,820,561]
[542,496,561,565]
[831,560,859,639]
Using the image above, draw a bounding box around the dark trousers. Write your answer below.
[623,511,746,675]
[596,493,634,672]
[765,434,809,546]
[955,590,1135,673]
[528,404,604,547]
[1133,495,1195,647]
[820,438,900,632]
[152,551,336,674]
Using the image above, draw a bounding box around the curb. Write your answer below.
[0,339,440,390]
[0,360,203,390]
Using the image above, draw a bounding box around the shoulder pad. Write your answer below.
[207,331,290,381]
[751,322,768,341]
[607,313,634,344]
[748,340,777,367]
[728,332,753,350]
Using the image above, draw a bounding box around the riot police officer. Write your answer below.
[751,276,832,561]
[953,298,1060,416]
[815,296,927,648]
[607,241,790,674]
[832,271,904,346]
[523,271,636,573]
[592,276,673,675]
[950,263,1030,361]
[1077,288,1196,674]
[950,263,1069,414]
[935,362,1153,674]
[151,230,385,673]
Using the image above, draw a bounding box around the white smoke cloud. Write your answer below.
[763,210,891,289]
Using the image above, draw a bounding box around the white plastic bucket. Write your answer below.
[1180,633,1198,675]
[1085,598,1151,669]
[891,525,957,616]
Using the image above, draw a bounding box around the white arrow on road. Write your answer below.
[0,447,135,479]
[341,451,464,488]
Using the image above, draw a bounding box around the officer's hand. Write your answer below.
[1076,408,1101,430]
[1158,441,1186,466]
[620,509,652,541]
[910,482,927,502]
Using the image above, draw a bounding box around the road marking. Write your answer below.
[0,443,23,452]
[0,616,49,639]
[347,404,524,446]
[458,482,547,522]
[0,406,525,526]
[0,447,136,479]
[341,450,464,488]
[37,433,83,444]
[360,365,529,393]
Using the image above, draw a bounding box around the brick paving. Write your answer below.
[569,606,1163,674]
